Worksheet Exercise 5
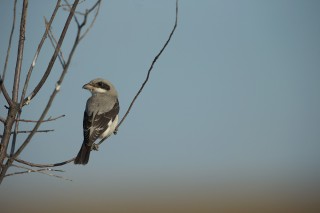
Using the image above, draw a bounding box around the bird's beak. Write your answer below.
[82,83,93,90]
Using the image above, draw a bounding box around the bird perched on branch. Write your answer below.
[74,78,120,165]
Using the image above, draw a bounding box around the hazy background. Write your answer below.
[1,0,320,212]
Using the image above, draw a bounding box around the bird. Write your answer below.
[74,78,120,165]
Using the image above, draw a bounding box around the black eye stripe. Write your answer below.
[96,82,110,90]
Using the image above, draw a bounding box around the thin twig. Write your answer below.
[79,0,101,41]
[0,129,54,138]
[5,168,65,177]
[0,0,17,91]
[116,0,179,130]
[44,17,66,68]
[7,164,72,181]
[0,116,5,123]
[62,8,85,15]
[12,129,54,134]
[13,157,75,168]
[17,114,65,123]
[60,0,86,7]
[20,0,61,107]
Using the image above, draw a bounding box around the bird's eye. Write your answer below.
[97,82,110,90]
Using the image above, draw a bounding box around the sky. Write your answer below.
[1,0,320,212]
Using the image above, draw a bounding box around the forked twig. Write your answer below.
[6,164,72,181]
[45,17,66,68]
[79,0,101,41]
[5,168,64,177]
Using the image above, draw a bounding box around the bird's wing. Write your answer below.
[83,100,120,146]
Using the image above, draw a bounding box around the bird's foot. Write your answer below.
[92,143,99,151]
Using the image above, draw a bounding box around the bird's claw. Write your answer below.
[92,143,99,151]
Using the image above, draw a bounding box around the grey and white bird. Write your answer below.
[74,78,120,165]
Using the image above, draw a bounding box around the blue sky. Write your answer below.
[1,0,320,212]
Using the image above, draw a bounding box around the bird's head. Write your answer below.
[83,78,118,96]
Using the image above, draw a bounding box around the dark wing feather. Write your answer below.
[83,99,119,146]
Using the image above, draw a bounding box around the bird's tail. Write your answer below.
[74,142,91,165]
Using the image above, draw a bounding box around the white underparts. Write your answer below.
[100,115,119,139]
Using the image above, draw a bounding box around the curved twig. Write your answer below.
[116,0,178,131]
[13,157,75,168]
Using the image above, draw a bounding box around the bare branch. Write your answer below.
[13,157,75,168]
[0,0,79,180]
[12,0,28,103]
[0,0,98,183]
[17,114,65,123]
[0,129,54,138]
[20,0,61,106]
[0,0,87,184]
[4,0,99,172]
[23,0,80,106]
[0,117,5,123]
[116,0,179,131]
[0,0,17,87]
